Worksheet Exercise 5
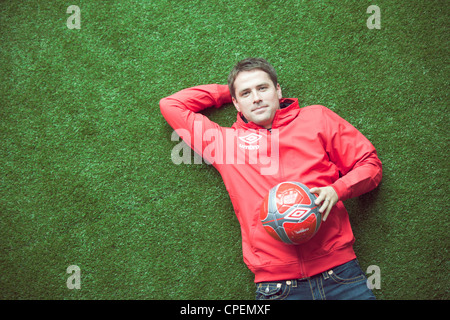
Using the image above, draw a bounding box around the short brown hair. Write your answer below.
[227,58,278,99]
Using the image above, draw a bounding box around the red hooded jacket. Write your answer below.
[160,84,382,283]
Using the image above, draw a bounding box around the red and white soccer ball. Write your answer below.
[260,182,322,245]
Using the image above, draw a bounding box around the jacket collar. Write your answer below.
[233,98,300,130]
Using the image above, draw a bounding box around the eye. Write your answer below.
[241,91,250,97]
[259,86,268,91]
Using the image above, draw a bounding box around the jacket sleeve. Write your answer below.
[321,107,383,202]
[159,84,232,157]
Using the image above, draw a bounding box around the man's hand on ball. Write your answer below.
[309,186,339,222]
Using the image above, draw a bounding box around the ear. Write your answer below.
[232,97,241,112]
[276,83,282,99]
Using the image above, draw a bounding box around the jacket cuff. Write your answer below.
[216,84,232,106]
[331,179,350,202]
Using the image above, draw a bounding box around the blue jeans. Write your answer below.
[255,259,376,300]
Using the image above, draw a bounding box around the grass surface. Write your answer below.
[1,0,448,300]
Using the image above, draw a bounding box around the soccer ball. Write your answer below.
[260,181,322,245]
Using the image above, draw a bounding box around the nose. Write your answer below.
[252,90,262,104]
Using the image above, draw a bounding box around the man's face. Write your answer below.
[232,69,282,129]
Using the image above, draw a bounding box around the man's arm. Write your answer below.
[310,107,382,221]
[160,84,232,154]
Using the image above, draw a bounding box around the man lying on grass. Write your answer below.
[160,58,382,300]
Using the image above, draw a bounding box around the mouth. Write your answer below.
[252,105,268,112]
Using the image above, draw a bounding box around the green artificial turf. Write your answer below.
[1,0,448,300]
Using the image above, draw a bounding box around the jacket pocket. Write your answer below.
[255,282,290,300]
